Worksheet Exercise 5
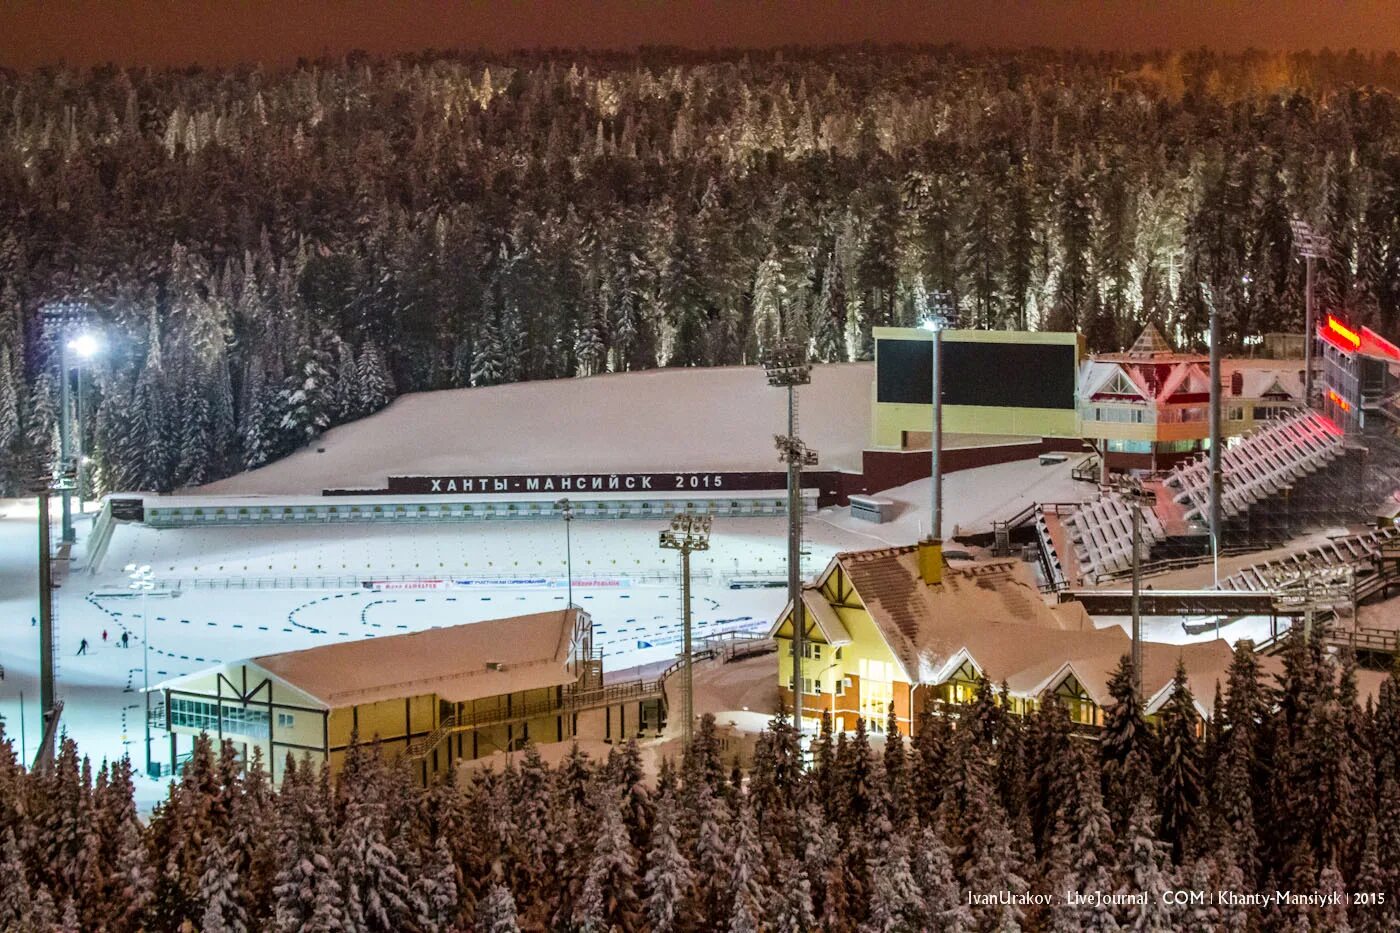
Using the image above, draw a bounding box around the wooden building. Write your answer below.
[151,608,631,784]
[770,542,1234,734]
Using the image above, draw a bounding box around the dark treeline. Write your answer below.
[4,47,1400,493]
[0,634,1397,931]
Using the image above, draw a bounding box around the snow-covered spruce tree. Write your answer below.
[278,339,334,446]
[110,816,155,933]
[724,799,768,933]
[1178,857,1220,933]
[1156,661,1203,863]
[198,840,250,933]
[271,758,344,932]
[475,882,520,933]
[643,793,693,933]
[0,826,31,930]
[333,341,360,422]
[769,856,816,933]
[912,821,973,932]
[862,827,925,933]
[1100,654,1155,834]
[356,341,395,415]
[575,786,643,932]
[1115,793,1176,931]
[412,835,460,933]
[333,743,416,933]
[882,702,911,830]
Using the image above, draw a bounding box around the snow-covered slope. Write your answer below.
[201,363,874,495]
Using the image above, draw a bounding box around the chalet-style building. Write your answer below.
[770,541,1234,734]
[1079,324,1303,472]
[150,608,662,784]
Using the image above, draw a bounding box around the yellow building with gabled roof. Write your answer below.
[769,542,1235,735]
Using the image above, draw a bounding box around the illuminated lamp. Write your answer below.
[1328,389,1352,413]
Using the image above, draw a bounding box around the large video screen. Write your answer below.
[876,338,1076,409]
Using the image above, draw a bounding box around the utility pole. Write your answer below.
[659,512,711,749]
[763,342,817,736]
[1291,219,1331,406]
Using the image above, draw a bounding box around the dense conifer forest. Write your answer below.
[0,636,1395,930]
[4,47,1400,493]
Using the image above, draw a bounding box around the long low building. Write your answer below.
[770,541,1236,733]
[150,607,662,783]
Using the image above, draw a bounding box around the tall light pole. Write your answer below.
[554,498,575,608]
[920,294,955,554]
[66,333,100,514]
[1115,476,1156,702]
[126,563,154,778]
[659,512,711,749]
[1203,285,1223,587]
[1291,219,1330,405]
[763,342,817,736]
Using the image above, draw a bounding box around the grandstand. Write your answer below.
[1040,409,1369,587]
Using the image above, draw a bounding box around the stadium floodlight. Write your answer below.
[125,563,156,778]
[1291,219,1331,405]
[66,333,100,359]
[659,511,711,749]
[1113,477,1157,703]
[762,341,812,388]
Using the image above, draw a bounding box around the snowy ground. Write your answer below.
[0,453,1175,807]
[200,363,877,495]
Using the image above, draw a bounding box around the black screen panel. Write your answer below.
[877,338,1076,409]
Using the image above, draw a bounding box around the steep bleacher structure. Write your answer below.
[1045,409,1365,586]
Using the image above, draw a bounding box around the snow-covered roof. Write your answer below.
[247,608,582,707]
[819,545,1234,708]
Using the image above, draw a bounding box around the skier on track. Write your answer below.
[76,638,88,655]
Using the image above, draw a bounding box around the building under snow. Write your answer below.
[150,607,664,783]
[769,541,1236,734]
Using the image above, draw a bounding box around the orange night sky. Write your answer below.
[2,1,1400,70]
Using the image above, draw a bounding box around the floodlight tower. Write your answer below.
[1114,475,1157,702]
[659,512,711,749]
[39,303,98,546]
[763,341,818,736]
[1290,219,1331,405]
[32,468,74,774]
[126,563,155,777]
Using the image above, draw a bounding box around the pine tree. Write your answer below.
[412,836,460,933]
[1116,793,1175,931]
[334,748,415,933]
[725,800,767,933]
[575,787,642,932]
[1101,655,1154,833]
[1156,661,1203,863]
[198,840,250,933]
[272,760,344,932]
[644,795,693,933]
[1179,857,1220,933]
[475,883,520,933]
[863,830,925,932]
[110,817,155,932]
[356,341,395,414]
[334,341,361,422]
[278,340,334,444]
[912,823,973,931]
[0,826,31,930]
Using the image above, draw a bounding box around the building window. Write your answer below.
[802,643,822,660]
[1231,371,1244,396]
[277,712,295,728]
[169,697,270,739]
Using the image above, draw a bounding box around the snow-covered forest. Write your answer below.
[0,636,1395,931]
[3,47,1400,493]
